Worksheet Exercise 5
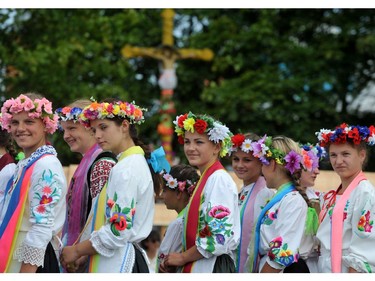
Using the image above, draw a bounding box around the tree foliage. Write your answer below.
[1,9,375,169]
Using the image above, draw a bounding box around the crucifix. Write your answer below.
[121,9,214,163]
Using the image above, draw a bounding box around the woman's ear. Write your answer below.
[269,159,277,172]
[213,142,221,156]
[121,119,130,132]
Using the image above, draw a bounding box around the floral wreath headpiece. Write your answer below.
[162,173,196,196]
[0,94,58,134]
[173,112,233,158]
[80,98,146,128]
[316,123,375,147]
[229,133,255,155]
[300,143,326,172]
[251,135,310,174]
[55,106,83,123]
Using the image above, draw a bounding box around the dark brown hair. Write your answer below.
[101,98,163,195]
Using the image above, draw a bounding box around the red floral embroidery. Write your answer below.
[109,212,127,231]
[42,186,52,194]
[36,205,46,213]
[40,195,52,204]
[199,225,212,238]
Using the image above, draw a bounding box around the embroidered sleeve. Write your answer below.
[92,166,139,253]
[196,173,240,258]
[17,157,66,266]
[343,184,375,273]
[89,158,116,198]
[13,242,46,267]
[265,193,307,270]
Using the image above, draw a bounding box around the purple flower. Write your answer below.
[284,151,302,174]
[216,234,225,245]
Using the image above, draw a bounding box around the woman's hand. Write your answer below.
[164,252,186,267]
[60,245,80,270]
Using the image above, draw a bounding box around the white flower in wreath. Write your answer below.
[241,139,253,153]
[208,122,230,143]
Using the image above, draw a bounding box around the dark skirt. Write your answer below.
[36,242,60,273]
[283,258,310,273]
[132,245,149,273]
[212,254,236,273]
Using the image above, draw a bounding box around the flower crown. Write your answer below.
[55,106,83,123]
[0,94,58,134]
[80,99,146,128]
[162,173,196,195]
[173,112,233,158]
[316,123,375,147]
[251,135,311,174]
[229,133,254,155]
[300,143,324,172]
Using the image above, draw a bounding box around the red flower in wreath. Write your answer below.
[194,119,208,134]
[177,114,188,128]
[178,135,184,145]
[348,127,361,144]
[231,134,245,148]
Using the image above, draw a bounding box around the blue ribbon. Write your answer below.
[147,146,171,173]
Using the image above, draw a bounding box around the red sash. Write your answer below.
[182,160,224,273]
[0,161,39,272]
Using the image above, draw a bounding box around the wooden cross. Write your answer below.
[121,9,214,163]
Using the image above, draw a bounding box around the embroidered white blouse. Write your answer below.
[317,180,375,273]
[185,169,240,273]
[0,146,67,272]
[82,152,154,273]
[256,191,307,272]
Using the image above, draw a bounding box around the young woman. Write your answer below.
[0,93,67,273]
[56,100,117,272]
[60,98,168,273]
[163,112,240,273]
[230,132,274,273]
[316,123,375,273]
[157,164,199,273]
[246,135,310,273]
[298,144,324,273]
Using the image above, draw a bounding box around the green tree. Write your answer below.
[1,9,375,169]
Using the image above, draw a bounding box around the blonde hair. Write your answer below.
[272,135,311,207]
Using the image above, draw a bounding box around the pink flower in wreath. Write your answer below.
[209,205,231,219]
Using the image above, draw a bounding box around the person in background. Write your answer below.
[0,129,18,213]
[0,93,67,273]
[141,229,161,273]
[0,128,17,170]
[230,132,275,273]
[56,100,117,272]
[245,135,310,273]
[316,123,375,273]
[298,143,325,273]
[163,112,240,273]
[157,164,199,273]
[60,98,169,273]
